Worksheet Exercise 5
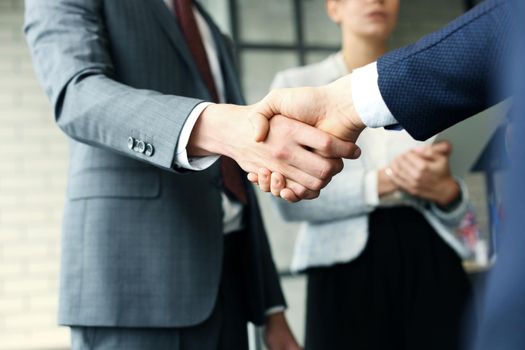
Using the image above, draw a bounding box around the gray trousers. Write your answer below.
[71,232,249,350]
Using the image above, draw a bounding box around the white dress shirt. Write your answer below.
[165,1,243,234]
[271,52,473,272]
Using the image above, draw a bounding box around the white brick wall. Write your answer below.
[0,0,69,349]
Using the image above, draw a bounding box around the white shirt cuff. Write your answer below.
[175,102,220,171]
[364,170,379,207]
[265,305,286,316]
[351,62,398,128]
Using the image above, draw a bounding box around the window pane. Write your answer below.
[241,51,300,103]
[390,0,464,49]
[238,0,295,44]
[302,0,341,46]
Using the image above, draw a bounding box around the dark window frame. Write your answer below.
[227,0,479,91]
[228,0,340,91]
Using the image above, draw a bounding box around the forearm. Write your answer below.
[57,74,201,170]
[377,0,512,140]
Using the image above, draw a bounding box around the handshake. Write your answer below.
[187,75,365,202]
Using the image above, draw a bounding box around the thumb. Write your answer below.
[432,141,452,156]
[249,113,270,142]
[251,90,283,142]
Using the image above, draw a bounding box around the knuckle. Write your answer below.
[294,186,307,198]
[319,136,333,153]
[318,163,336,181]
[272,146,289,160]
[308,178,324,192]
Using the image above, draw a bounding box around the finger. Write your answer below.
[292,124,362,159]
[284,179,321,200]
[258,168,271,192]
[247,172,259,184]
[251,90,285,142]
[280,188,300,203]
[270,172,286,197]
[432,141,452,156]
[389,170,417,195]
[284,146,344,185]
[399,152,428,179]
[390,160,417,189]
[249,113,271,143]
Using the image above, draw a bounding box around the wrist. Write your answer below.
[323,76,365,142]
[435,178,461,208]
[378,168,397,197]
[187,104,246,158]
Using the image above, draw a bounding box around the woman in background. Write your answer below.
[250,0,473,349]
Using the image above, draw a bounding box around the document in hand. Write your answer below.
[434,99,510,177]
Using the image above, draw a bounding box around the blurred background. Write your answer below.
[0,0,490,349]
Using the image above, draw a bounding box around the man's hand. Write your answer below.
[187,104,360,195]
[388,141,460,207]
[245,75,366,201]
[250,75,366,143]
[264,312,302,350]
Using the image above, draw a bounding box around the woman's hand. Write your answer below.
[264,312,302,350]
[388,141,460,207]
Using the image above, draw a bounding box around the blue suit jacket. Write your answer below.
[377,0,525,348]
[474,1,525,349]
[378,0,512,141]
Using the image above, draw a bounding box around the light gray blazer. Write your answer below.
[271,53,472,272]
[24,0,284,328]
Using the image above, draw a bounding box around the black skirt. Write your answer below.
[305,207,471,350]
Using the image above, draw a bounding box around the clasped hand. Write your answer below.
[246,76,366,201]
[187,75,364,201]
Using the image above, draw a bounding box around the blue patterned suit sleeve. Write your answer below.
[378,0,513,140]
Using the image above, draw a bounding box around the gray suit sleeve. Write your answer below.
[24,0,203,171]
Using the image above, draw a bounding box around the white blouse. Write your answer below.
[271,52,472,272]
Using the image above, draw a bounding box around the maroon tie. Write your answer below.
[173,0,247,204]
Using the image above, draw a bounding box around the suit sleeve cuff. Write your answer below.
[175,102,220,171]
[265,305,286,316]
[351,62,398,128]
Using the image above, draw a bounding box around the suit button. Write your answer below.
[127,137,135,150]
[136,140,146,153]
[144,143,155,157]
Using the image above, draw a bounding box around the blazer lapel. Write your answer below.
[148,0,244,105]
[147,0,206,89]
[194,2,246,105]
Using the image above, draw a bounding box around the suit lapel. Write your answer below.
[148,0,244,105]
[147,0,207,91]
[194,2,246,105]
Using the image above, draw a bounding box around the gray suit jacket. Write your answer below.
[24,0,284,328]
